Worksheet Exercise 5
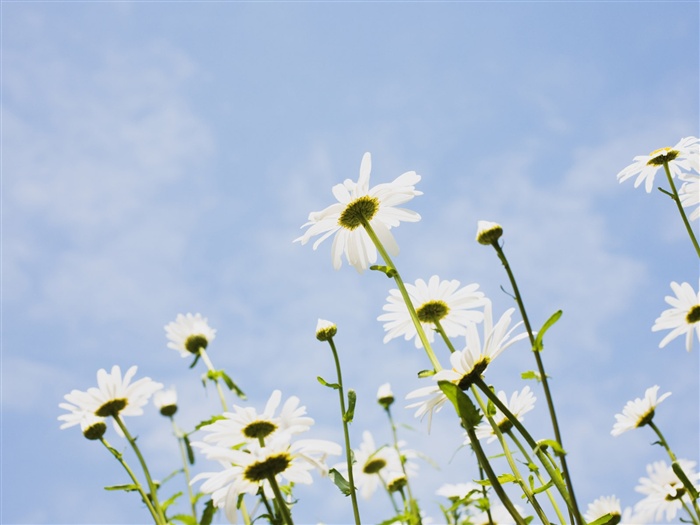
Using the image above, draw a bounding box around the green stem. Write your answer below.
[171,418,197,519]
[326,337,363,525]
[490,241,582,525]
[100,438,162,524]
[681,500,700,525]
[662,161,700,258]
[477,464,495,525]
[385,406,422,525]
[361,219,442,371]
[470,388,551,525]
[267,474,294,525]
[113,415,166,524]
[198,348,230,412]
[434,319,458,354]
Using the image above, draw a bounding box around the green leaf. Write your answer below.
[183,434,195,465]
[169,515,198,525]
[672,461,700,499]
[317,376,340,389]
[438,381,482,429]
[200,498,215,525]
[219,370,246,399]
[417,369,435,378]
[344,389,357,423]
[496,473,517,484]
[160,490,183,510]
[370,265,397,278]
[328,468,353,496]
[534,439,566,456]
[104,483,140,492]
[521,370,541,381]
[587,513,617,525]
[188,354,201,369]
[533,310,562,352]
[532,479,554,495]
[195,415,225,430]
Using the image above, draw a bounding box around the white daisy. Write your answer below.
[476,220,504,245]
[193,433,340,523]
[153,387,178,417]
[377,382,395,408]
[652,280,700,352]
[584,495,621,524]
[635,459,700,523]
[61,365,163,420]
[294,152,422,272]
[200,390,313,448]
[679,172,700,221]
[406,300,527,429]
[58,402,107,440]
[617,136,699,193]
[378,275,485,348]
[165,313,217,357]
[474,386,536,443]
[611,385,671,436]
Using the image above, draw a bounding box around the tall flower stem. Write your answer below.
[361,218,442,371]
[170,418,197,519]
[100,438,163,524]
[434,320,458,354]
[267,474,294,525]
[325,336,363,525]
[488,241,582,525]
[113,415,167,524]
[470,388,551,525]
[662,161,700,258]
[198,348,229,412]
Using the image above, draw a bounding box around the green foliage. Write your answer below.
[328,467,354,496]
[438,380,482,429]
[317,376,340,389]
[533,310,563,352]
[344,389,357,422]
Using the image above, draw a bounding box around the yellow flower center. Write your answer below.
[96,398,127,417]
[457,359,489,390]
[416,300,450,324]
[338,195,379,230]
[646,147,680,167]
[244,452,292,482]
[243,420,278,440]
[686,305,700,324]
[185,334,208,354]
[363,457,387,474]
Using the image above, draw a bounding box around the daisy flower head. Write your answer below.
[378,275,485,348]
[584,495,621,525]
[58,402,107,440]
[315,318,337,342]
[652,280,700,352]
[474,386,536,443]
[634,459,700,523]
[200,390,314,448]
[61,365,163,420]
[616,136,699,193]
[476,220,504,246]
[679,172,700,221]
[377,382,395,408]
[165,313,217,358]
[407,300,527,429]
[294,152,422,272]
[611,385,671,436]
[153,387,178,417]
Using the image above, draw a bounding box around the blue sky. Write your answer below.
[2,1,699,524]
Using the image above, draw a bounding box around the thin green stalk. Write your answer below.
[489,241,582,525]
[662,161,700,258]
[434,319,458,354]
[171,418,197,519]
[680,500,700,525]
[379,475,403,515]
[113,415,166,524]
[477,464,495,525]
[198,348,230,412]
[326,336,363,525]
[470,387,551,525]
[267,474,294,525]
[100,438,162,524]
[361,218,442,371]
[385,405,422,525]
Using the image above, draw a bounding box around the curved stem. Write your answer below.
[490,241,582,525]
[100,438,162,524]
[171,418,197,519]
[361,219,442,371]
[113,415,166,524]
[267,474,294,525]
[326,337,363,525]
[662,161,700,258]
[434,319,458,354]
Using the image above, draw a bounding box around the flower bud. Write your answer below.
[316,319,337,341]
[376,382,394,409]
[81,416,107,441]
[476,220,503,245]
[153,388,178,417]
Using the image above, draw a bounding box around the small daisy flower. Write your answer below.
[377,382,395,408]
[315,318,337,341]
[617,136,699,193]
[200,390,314,448]
[652,280,700,352]
[476,220,504,245]
[634,459,700,523]
[584,495,621,524]
[436,482,480,501]
[611,385,671,436]
[474,386,536,443]
[61,365,163,420]
[153,387,178,417]
[378,275,485,348]
[165,313,217,357]
[58,402,107,440]
[679,172,700,221]
[406,300,527,429]
[294,152,422,272]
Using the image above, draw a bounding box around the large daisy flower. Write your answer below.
[61,365,163,420]
[164,313,217,357]
[611,385,671,436]
[294,152,422,272]
[199,390,313,447]
[474,386,536,443]
[634,459,700,523]
[679,172,700,221]
[406,300,527,429]
[378,275,485,348]
[617,136,699,193]
[652,280,700,352]
[192,433,340,523]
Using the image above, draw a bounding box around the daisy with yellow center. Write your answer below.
[611,385,671,436]
[652,280,700,352]
[164,312,217,358]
